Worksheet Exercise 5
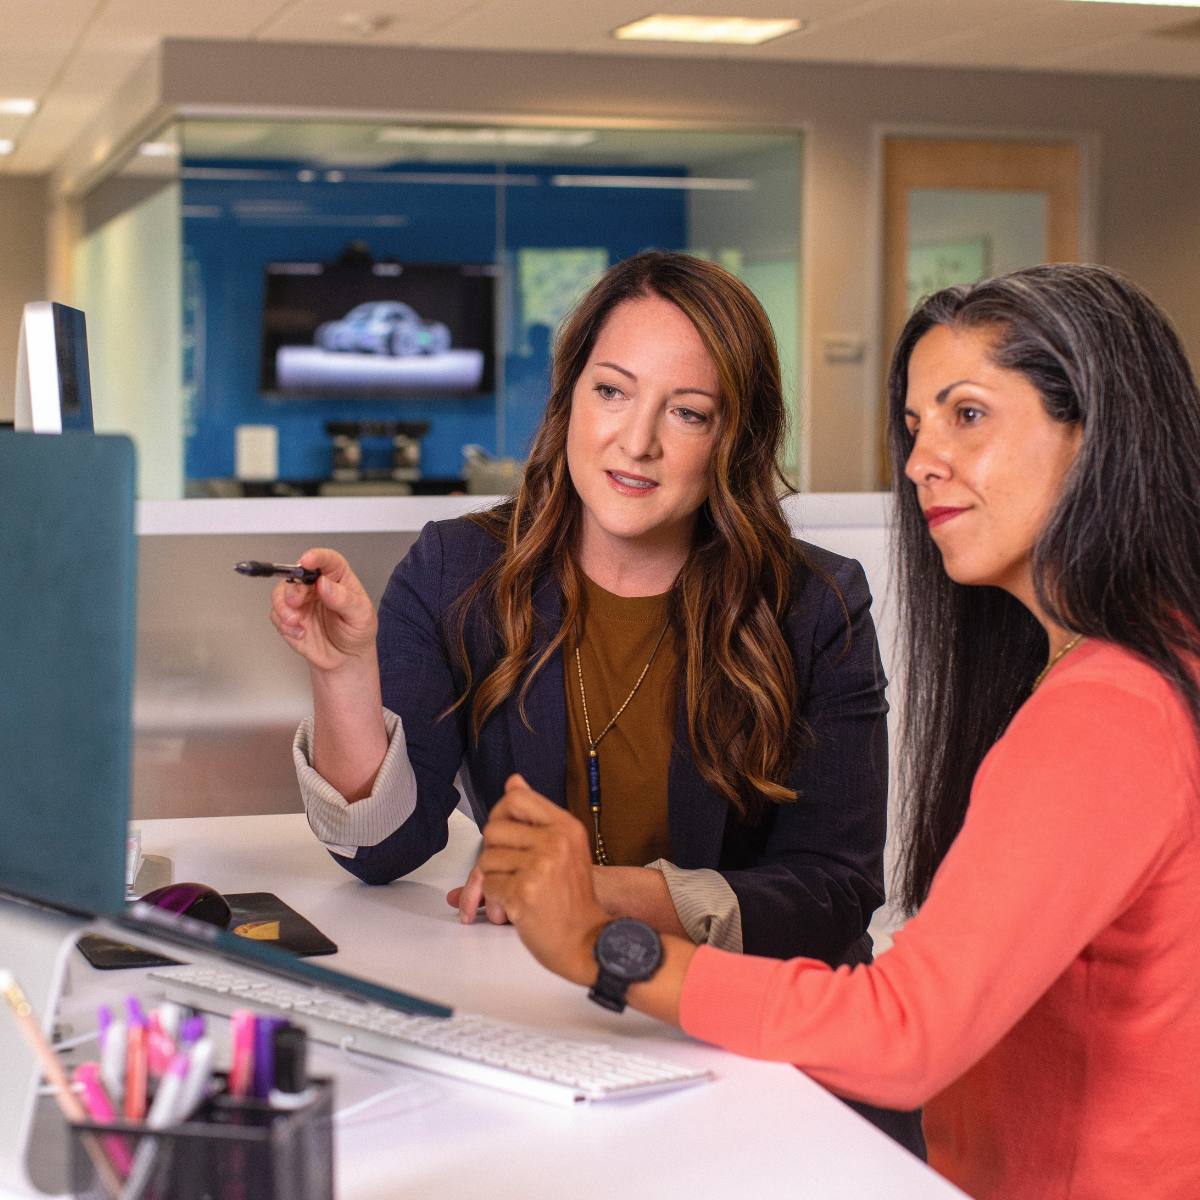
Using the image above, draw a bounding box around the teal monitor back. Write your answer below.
[0,432,451,1017]
[0,431,135,917]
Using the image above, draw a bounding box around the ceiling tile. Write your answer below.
[252,0,485,44]
[0,49,77,97]
[417,0,657,51]
[0,0,99,48]
[3,0,1200,176]
[97,0,297,42]
[894,0,1194,68]
[745,0,1050,63]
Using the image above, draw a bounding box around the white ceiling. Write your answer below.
[2,0,1199,175]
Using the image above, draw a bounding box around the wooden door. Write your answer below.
[880,137,1082,485]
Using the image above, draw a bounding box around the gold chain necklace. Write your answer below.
[575,623,670,866]
[1031,633,1084,693]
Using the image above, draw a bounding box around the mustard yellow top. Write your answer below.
[563,575,679,867]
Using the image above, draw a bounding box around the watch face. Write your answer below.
[596,919,662,981]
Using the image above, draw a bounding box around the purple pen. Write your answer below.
[96,1004,112,1051]
[180,1015,205,1047]
[252,1017,286,1100]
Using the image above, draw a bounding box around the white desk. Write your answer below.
[46,810,963,1200]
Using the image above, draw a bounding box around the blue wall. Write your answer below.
[182,160,688,483]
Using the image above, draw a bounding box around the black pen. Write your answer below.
[269,1025,315,1110]
[234,561,320,585]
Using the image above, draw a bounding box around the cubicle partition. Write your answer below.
[133,492,900,925]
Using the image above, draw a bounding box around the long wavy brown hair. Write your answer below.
[451,251,811,819]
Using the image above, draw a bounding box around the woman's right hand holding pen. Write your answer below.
[270,548,389,801]
[270,548,377,672]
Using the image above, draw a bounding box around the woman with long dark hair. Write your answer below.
[479,263,1200,1198]
[271,251,920,1149]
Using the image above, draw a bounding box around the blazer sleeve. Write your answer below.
[718,556,888,963]
[329,521,472,885]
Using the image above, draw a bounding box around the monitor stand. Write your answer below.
[0,895,91,1197]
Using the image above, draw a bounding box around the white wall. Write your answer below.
[0,176,49,422]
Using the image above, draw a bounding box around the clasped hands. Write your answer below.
[446,775,609,988]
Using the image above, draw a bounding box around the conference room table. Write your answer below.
[62,812,965,1200]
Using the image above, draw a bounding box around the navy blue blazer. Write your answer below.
[336,517,889,967]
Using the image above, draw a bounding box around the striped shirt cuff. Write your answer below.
[644,860,744,953]
[293,709,417,853]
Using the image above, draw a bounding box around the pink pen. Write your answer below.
[146,1012,176,1079]
[228,1011,256,1099]
[72,1063,134,1173]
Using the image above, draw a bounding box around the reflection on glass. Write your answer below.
[907,187,1047,313]
[74,119,804,497]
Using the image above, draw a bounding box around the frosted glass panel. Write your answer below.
[907,188,1047,311]
[75,181,184,500]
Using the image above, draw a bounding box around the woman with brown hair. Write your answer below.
[270,251,920,1149]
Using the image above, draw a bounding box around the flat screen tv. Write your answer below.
[260,260,497,397]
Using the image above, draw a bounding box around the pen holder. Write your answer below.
[68,1075,333,1200]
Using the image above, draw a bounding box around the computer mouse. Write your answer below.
[139,881,232,928]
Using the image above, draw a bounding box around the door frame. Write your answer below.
[868,124,1098,488]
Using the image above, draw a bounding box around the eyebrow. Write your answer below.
[594,361,719,401]
[934,378,978,404]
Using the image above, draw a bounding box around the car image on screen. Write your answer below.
[314,302,453,357]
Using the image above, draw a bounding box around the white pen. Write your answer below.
[157,1002,186,1044]
[174,1037,214,1123]
[145,1053,190,1129]
[99,1018,127,1106]
[121,1054,192,1200]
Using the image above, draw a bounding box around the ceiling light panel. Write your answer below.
[612,14,803,45]
[0,98,37,115]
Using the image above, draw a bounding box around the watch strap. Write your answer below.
[588,968,630,1013]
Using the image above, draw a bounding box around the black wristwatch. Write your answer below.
[587,918,664,1013]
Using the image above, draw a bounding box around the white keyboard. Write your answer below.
[148,962,713,1107]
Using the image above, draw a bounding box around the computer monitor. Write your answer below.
[13,301,94,433]
[0,431,132,914]
[0,429,449,1018]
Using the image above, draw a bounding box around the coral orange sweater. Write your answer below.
[680,641,1200,1199]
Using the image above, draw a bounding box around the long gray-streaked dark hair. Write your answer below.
[888,263,1200,912]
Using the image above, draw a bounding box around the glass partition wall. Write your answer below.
[75,126,184,501]
[74,118,803,499]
